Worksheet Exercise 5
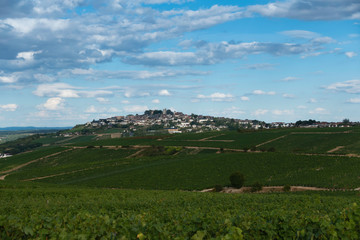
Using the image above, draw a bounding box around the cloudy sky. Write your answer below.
[0,0,359,127]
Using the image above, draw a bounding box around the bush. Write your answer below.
[214,185,223,192]
[283,185,291,192]
[268,147,276,152]
[251,182,263,192]
[229,172,245,188]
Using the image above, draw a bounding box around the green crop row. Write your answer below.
[7,150,360,190]
[0,185,360,239]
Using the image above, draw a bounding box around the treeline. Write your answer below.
[0,135,42,155]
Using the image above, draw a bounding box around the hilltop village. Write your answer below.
[64,109,351,137]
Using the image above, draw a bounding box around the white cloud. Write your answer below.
[253,90,276,95]
[281,30,320,39]
[241,63,276,70]
[248,0,360,20]
[345,52,357,58]
[326,80,360,94]
[309,107,329,114]
[158,89,171,96]
[197,92,234,102]
[33,83,113,98]
[297,105,307,109]
[0,75,18,83]
[85,105,97,113]
[85,105,121,113]
[347,98,360,103]
[121,100,130,104]
[0,104,18,112]
[240,96,249,101]
[124,105,148,113]
[283,93,295,98]
[272,109,294,115]
[96,97,109,103]
[308,98,317,103]
[152,99,160,103]
[282,76,299,81]
[253,109,268,116]
[41,97,65,110]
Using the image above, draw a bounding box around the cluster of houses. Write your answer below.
[72,109,350,136]
[85,109,262,134]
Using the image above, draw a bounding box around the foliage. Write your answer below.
[251,182,263,192]
[214,185,223,192]
[0,185,360,239]
[283,185,291,192]
[230,172,245,188]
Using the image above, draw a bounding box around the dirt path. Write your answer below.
[0,148,73,179]
[256,135,287,147]
[126,148,146,158]
[327,146,344,153]
[290,131,352,135]
[201,186,358,193]
[199,134,225,141]
[0,174,8,180]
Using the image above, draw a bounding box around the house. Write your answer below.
[167,128,182,134]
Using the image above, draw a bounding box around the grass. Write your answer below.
[0,147,65,173]
[6,149,359,189]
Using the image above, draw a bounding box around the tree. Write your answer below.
[343,118,350,124]
[229,172,245,188]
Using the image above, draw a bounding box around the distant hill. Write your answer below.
[0,127,71,131]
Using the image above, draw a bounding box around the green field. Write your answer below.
[0,182,359,239]
[1,127,360,238]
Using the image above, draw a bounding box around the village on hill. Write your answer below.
[61,109,354,138]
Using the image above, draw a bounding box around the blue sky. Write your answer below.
[0,0,359,127]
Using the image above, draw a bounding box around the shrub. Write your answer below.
[268,147,276,152]
[214,185,223,192]
[250,146,257,152]
[229,172,245,188]
[283,185,291,192]
[86,145,95,148]
[251,182,263,192]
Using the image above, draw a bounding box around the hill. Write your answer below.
[1,126,360,238]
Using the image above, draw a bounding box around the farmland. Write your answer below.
[1,127,360,238]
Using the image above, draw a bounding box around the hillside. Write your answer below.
[1,126,360,238]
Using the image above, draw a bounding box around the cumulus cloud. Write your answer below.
[197,92,234,102]
[309,107,329,114]
[240,96,250,101]
[252,90,276,95]
[85,105,121,113]
[33,83,113,98]
[345,52,357,58]
[158,89,171,96]
[272,109,294,115]
[124,41,318,66]
[96,97,109,103]
[40,97,65,110]
[253,109,268,116]
[282,76,299,81]
[0,104,18,112]
[326,80,360,94]
[152,99,160,103]
[283,93,295,98]
[248,0,360,20]
[281,30,320,39]
[347,98,360,103]
[240,63,276,70]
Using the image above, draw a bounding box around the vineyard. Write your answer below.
[0,183,359,239]
[1,127,360,238]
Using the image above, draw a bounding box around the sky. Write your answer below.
[0,0,359,127]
